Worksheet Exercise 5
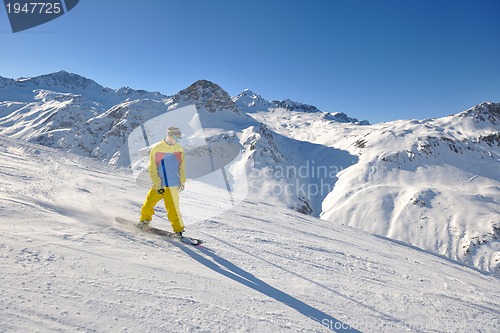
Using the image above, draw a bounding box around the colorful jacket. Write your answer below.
[148,140,186,188]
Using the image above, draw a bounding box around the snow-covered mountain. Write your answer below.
[0,71,499,277]
[249,101,500,276]
[234,88,369,124]
[0,70,166,107]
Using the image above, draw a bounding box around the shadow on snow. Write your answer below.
[177,244,362,332]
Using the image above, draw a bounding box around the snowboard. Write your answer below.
[115,217,203,246]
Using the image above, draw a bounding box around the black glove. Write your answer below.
[157,188,165,195]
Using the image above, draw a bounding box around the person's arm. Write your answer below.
[148,146,161,188]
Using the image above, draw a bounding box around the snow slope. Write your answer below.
[1,137,499,333]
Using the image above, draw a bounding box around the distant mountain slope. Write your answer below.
[250,101,500,276]
[233,88,369,124]
[0,70,167,107]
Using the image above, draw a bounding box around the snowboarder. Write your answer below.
[136,126,186,237]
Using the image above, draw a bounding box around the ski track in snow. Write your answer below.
[0,137,499,333]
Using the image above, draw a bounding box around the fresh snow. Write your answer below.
[1,71,499,331]
[0,137,498,332]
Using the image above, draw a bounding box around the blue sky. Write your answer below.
[1,0,499,123]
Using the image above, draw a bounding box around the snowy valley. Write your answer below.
[0,71,499,332]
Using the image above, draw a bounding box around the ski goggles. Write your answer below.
[172,134,182,142]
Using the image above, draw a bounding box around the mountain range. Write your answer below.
[0,70,498,276]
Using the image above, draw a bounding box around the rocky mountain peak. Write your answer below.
[232,88,271,112]
[239,89,260,98]
[271,98,321,113]
[173,80,239,114]
[323,112,370,125]
[459,102,500,125]
[19,70,102,91]
[232,88,368,124]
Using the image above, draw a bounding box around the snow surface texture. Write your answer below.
[0,71,499,277]
[0,137,499,332]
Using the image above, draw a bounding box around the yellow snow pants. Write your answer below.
[140,186,184,233]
